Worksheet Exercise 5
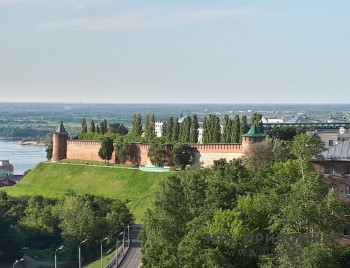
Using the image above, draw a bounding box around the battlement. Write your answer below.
[53,122,263,166]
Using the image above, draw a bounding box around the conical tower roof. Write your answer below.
[55,120,67,134]
[242,124,265,137]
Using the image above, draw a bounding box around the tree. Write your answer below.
[141,175,189,268]
[144,114,156,142]
[172,118,180,143]
[251,113,263,132]
[96,125,100,134]
[203,114,221,143]
[166,117,174,143]
[172,144,194,170]
[179,117,191,143]
[190,115,199,144]
[108,123,128,135]
[46,140,53,160]
[130,114,142,137]
[100,119,108,135]
[242,137,289,171]
[115,139,134,164]
[221,115,232,143]
[81,118,88,133]
[89,120,95,133]
[291,133,325,178]
[240,115,249,141]
[98,137,114,164]
[231,115,241,143]
[148,138,166,167]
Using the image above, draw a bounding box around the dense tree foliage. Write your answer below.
[269,126,307,141]
[202,114,221,143]
[0,191,132,264]
[141,133,350,268]
[172,144,194,170]
[108,123,128,135]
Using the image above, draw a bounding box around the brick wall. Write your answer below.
[67,140,116,163]
[66,141,245,166]
[312,161,350,204]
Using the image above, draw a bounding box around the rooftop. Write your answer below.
[285,115,319,124]
[321,140,350,161]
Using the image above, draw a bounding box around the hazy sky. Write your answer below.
[0,1,349,103]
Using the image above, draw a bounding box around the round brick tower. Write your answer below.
[52,120,68,162]
[242,124,266,151]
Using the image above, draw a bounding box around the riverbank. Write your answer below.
[14,140,47,146]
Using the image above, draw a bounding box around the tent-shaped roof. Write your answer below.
[55,120,67,134]
[242,124,265,137]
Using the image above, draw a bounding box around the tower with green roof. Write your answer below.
[241,124,265,150]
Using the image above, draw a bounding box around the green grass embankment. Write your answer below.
[5,162,168,221]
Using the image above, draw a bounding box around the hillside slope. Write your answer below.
[5,163,168,221]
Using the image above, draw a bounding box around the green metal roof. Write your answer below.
[242,124,265,137]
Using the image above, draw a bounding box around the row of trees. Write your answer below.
[80,119,128,136]
[140,133,350,267]
[79,113,264,144]
[0,191,132,264]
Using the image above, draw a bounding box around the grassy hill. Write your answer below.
[5,162,169,221]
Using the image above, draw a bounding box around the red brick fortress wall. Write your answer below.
[67,140,116,163]
[65,141,245,166]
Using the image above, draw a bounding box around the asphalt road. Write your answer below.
[118,224,142,268]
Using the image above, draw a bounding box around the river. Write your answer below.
[0,139,47,175]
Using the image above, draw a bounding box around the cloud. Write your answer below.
[41,7,258,32]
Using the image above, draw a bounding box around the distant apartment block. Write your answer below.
[315,127,350,148]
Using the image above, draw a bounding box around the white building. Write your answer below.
[154,121,167,138]
[316,127,350,148]
[262,116,284,124]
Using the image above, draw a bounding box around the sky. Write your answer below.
[0,0,349,103]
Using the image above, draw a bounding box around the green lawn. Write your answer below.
[5,162,168,221]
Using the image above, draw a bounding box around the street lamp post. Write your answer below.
[55,245,64,268]
[100,237,108,268]
[79,239,88,268]
[116,232,123,266]
[13,258,24,268]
